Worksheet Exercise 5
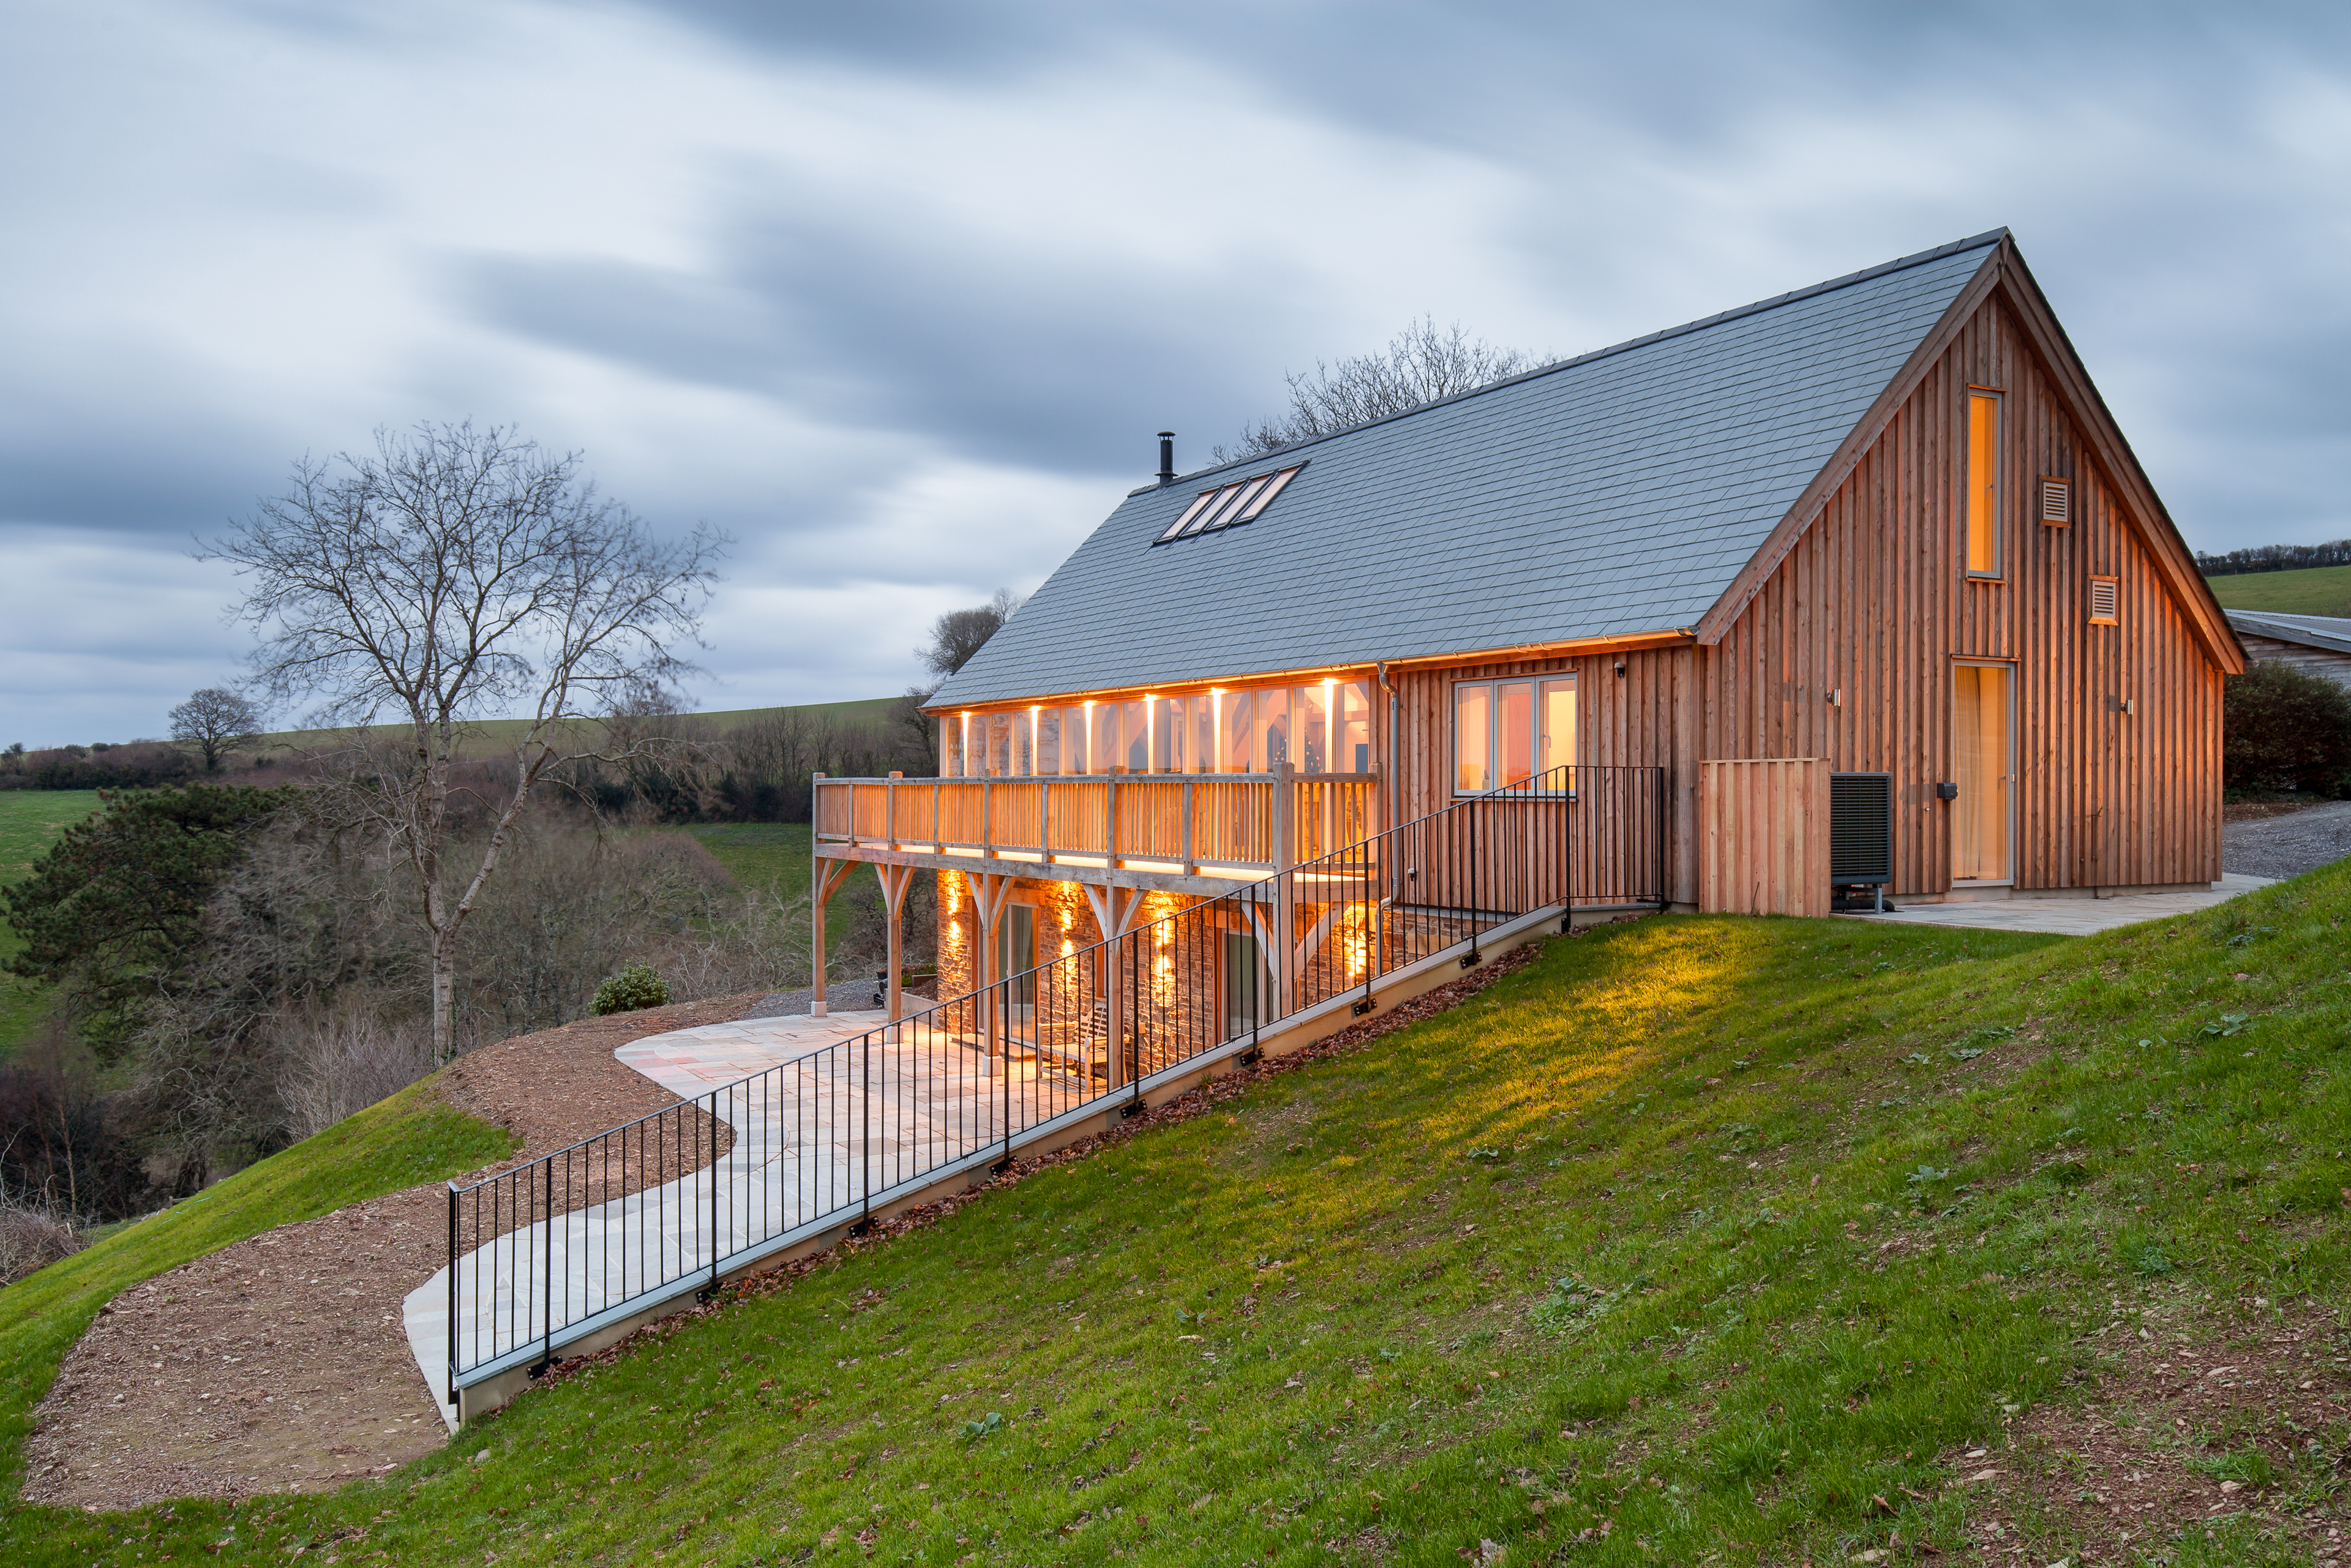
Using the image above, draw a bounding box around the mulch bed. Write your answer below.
[19,995,760,1511]
[1943,1296,2351,1563]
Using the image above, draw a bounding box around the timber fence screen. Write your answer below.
[446,764,1665,1395]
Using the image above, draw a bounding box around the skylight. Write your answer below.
[1153,464,1302,542]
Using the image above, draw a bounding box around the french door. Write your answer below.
[1952,662,2014,883]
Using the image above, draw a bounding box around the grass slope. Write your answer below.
[10,870,2351,1565]
[2206,563,2351,619]
[0,1084,509,1498]
[684,822,887,958]
[0,790,103,1054]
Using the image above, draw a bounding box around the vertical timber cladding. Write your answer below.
[1700,286,2225,897]
[1389,644,1700,908]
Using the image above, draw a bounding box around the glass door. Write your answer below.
[1223,929,1265,1041]
[1952,664,2014,882]
[996,905,1037,1032]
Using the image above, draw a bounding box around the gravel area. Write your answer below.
[2221,798,2351,880]
[21,994,760,1510]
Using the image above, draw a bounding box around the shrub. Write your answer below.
[0,1202,84,1286]
[2222,661,2351,795]
[593,963,670,1016]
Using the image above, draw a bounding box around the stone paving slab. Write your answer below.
[1837,873,2274,936]
[402,1006,1098,1429]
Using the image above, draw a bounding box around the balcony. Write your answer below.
[812,769,1381,893]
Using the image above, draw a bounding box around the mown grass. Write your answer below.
[0,790,104,1054]
[684,820,887,957]
[2206,562,2351,618]
[0,1082,509,1498]
[9,866,2351,1565]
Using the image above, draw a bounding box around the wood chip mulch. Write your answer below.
[19,995,761,1512]
[1942,1297,2351,1564]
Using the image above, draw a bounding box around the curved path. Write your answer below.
[401,1007,1041,1428]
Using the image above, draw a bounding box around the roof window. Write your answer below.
[1155,465,1302,542]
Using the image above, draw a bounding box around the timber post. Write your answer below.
[811,773,828,1016]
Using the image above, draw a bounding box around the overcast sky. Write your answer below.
[4,1,2347,746]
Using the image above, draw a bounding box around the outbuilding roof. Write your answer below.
[930,231,2008,710]
[2225,609,2351,657]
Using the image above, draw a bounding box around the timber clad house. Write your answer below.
[812,228,2242,1041]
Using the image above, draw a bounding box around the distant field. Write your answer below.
[682,821,884,931]
[2205,563,2351,618]
[254,694,901,760]
[0,790,104,1053]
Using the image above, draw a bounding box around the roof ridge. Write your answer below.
[1138,228,2011,495]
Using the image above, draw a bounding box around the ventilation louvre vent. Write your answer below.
[2088,575,2120,625]
[1829,771,1894,885]
[2038,476,2071,526]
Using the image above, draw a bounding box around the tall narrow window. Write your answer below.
[1966,390,2002,576]
[1496,681,1534,789]
[1453,683,1493,792]
[1338,681,1372,775]
[1537,677,1577,782]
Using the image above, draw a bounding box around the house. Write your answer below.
[2224,609,2351,690]
[811,228,2243,1055]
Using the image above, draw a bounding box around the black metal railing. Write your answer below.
[443,765,1666,1399]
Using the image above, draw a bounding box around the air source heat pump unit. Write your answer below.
[1829,771,1894,913]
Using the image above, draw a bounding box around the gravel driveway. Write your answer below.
[2222,800,2351,879]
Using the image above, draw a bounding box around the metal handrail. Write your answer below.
[444,763,1667,1403]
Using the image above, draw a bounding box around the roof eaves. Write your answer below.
[1130,227,2013,497]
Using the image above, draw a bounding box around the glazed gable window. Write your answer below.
[1965,388,2002,577]
[1453,675,1576,793]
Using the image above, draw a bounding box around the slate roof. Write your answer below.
[2226,609,2351,656]
[931,231,2005,710]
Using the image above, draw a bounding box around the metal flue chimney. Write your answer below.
[1157,432,1176,489]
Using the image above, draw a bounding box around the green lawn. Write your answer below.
[8,868,2351,1564]
[2205,563,2351,618]
[0,790,104,1054]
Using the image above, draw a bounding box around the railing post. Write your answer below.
[887,771,900,847]
[1039,775,1050,857]
[1108,776,1120,865]
[1272,762,1295,1013]
[861,1029,873,1220]
[445,1182,458,1409]
[1562,766,1577,932]
[708,1089,721,1289]
[1466,783,1482,965]
[1183,779,1195,874]
[540,1156,553,1372]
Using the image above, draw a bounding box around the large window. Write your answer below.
[942,678,1374,776]
[1965,389,2002,577]
[1453,675,1576,793]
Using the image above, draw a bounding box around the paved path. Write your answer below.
[2224,800,2351,880]
[1839,872,2274,936]
[402,1007,1086,1430]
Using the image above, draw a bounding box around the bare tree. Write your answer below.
[202,421,726,1060]
[1213,317,1550,462]
[915,587,1024,680]
[168,687,263,771]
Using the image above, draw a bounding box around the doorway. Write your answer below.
[996,904,1037,1031]
[1223,929,1266,1041]
[1952,663,2014,883]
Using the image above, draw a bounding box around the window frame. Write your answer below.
[1451,673,1577,796]
[1152,463,1306,544]
[1964,386,2005,580]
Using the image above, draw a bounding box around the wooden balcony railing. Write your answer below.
[813,771,1379,877]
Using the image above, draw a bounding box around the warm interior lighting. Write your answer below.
[1967,391,2000,576]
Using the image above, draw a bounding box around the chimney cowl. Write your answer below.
[1156,432,1176,489]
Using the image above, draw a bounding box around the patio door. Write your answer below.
[1223,929,1266,1041]
[1952,663,2014,883]
[996,905,1037,1029]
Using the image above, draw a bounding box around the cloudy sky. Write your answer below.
[4,1,2347,746]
